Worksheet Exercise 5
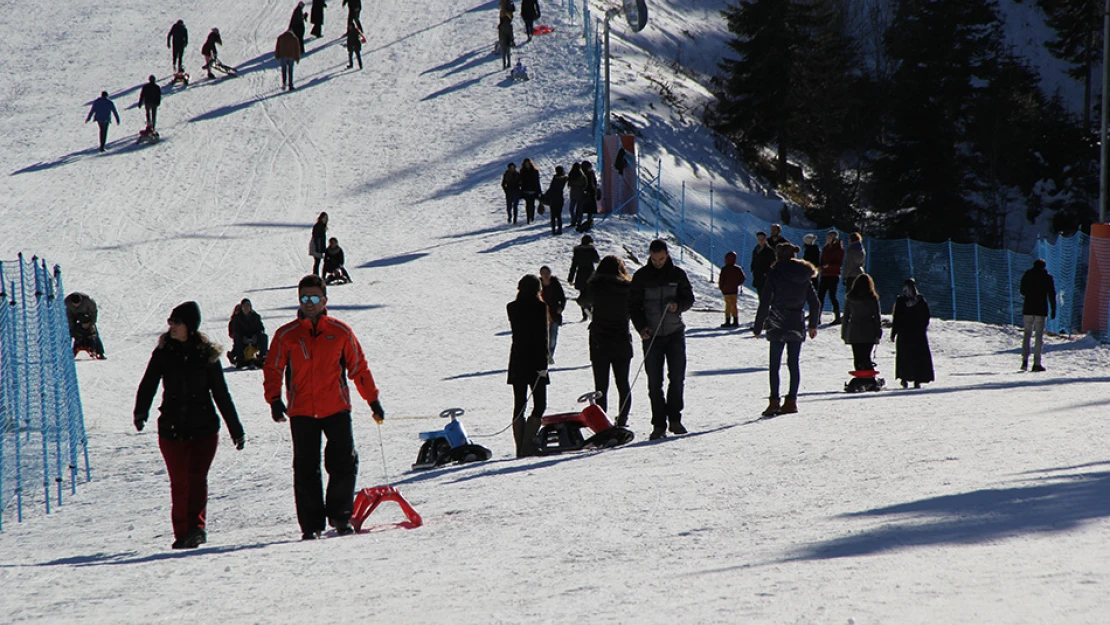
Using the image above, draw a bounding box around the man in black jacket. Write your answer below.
[1019,259,1056,372]
[138,75,162,130]
[167,20,188,73]
[629,240,695,440]
[750,231,776,298]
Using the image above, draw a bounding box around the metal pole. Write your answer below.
[709,182,715,282]
[1101,0,1109,223]
[680,181,686,261]
[906,238,914,278]
[604,11,613,136]
[948,241,957,319]
[1007,250,1015,326]
[973,244,981,322]
[654,159,661,239]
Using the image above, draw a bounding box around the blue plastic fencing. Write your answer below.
[0,255,90,530]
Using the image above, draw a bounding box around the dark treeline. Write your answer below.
[711,0,1101,246]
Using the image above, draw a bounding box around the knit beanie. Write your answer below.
[170,301,202,334]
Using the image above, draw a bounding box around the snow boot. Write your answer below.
[779,396,798,414]
[668,419,687,435]
[761,397,780,417]
[649,428,667,441]
[1031,364,1045,372]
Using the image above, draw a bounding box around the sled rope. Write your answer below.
[376,422,389,483]
[618,308,669,417]
[469,372,545,439]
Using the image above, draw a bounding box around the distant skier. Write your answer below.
[290,2,308,54]
[275,29,302,90]
[520,0,540,41]
[201,28,222,78]
[717,251,746,328]
[539,265,565,363]
[1019,258,1056,372]
[346,21,363,69]
[323,237,353,284]
[519,158,542,224]
[507,274,548,458]
[545,165,567,235]
[309,212,328,276]
[310,0,326,37]
[891,279,934,388]
[65,292,106,358]
[501,162,521,223]
[568,234,600,321]
[167,20,188,73]
[842,273,882,390]
[137,75,162,130]
[343,0,363,32]
[84,91,120,152]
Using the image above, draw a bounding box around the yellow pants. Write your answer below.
[723,294,738,320]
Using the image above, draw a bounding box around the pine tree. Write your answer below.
[1036,0,1103,130]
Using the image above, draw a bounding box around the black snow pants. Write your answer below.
[290,412,359,534]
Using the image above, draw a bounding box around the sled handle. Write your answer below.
[439,407,465,420]
[577,391,603,405]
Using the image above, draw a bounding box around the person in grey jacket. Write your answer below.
[842,273,882,377]
[842,232,866,289]
[752,243,820,416]
[629,240,695,440]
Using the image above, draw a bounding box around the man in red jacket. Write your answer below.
[264,274,385,540]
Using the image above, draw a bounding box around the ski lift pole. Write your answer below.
[709,182,715,282]
[680,181,686,261]
[654,159,662,239]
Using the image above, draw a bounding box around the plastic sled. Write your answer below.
[412,408,493,470]
[535,392,634,455]
[533,25,554,35]
[172,71,190,86]
[351,485,423,531]
[845,370,885,393]
[137,126,160,144]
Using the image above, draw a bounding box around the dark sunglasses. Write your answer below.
[299,294,324,305]
[167,318,183,325]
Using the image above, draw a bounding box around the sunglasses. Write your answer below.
[167,318,183,325]
[299,294,324,305]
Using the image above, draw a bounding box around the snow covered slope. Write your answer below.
[2,0,1110,623]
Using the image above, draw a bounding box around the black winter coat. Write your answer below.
[520,167,542,197]
[588,273,633,361]
[582,168,599,212]
[629,256,695,337]
[750,244,776,290]
[892,295,934,383]
[802,243,820,268]
[507,298,549,386]
[167,22,188,49]
[842,294,882,344]
[545,173,567,207]
[520,0,540,21]
[1020,266,1057,317]
[567,169,586,200]
[324,245,345,272]
[568,243,600,292]
[290,7,307,38]
[542,278,566,325]
[139,82,162,109]
[311,0,326,25]
[231,310,265,339]
[346,25,362,51]
[310,221,327,257]
[501,168,521,196]
[752,259,819,343]
[134,335,244,442]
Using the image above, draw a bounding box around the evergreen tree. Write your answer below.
[1036,0,1103,130]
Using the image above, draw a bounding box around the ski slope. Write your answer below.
[3,0,1110,623]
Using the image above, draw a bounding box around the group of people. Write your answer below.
[278,0,367,90]
[307,212,353,283]
[500,160,599,234]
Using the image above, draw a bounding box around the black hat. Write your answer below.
[170,301,202,334]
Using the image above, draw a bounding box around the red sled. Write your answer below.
[535,391,634,454]
[351,485,423,531]
[533,25,554,35]
[848,369,879,377]
[137,125,160,144]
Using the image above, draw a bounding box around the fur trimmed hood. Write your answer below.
[156,332,224,363]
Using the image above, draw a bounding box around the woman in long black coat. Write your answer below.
[891,279,934,388]
[842,273,882,374]
[290,1,307,52]
[588,256,633,427]
[310,211,328,277]
[133,301,245,549]
[568,234,600,320]
[519,158,542,224]
[507,274,549,457]
[310,0,326,37]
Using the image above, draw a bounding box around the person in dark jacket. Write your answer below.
[309,212,328,277]
[85,91,120,152]
[750,232,776,298]
[752,244,820,416]
[580,161,599,227]
[539,266,565,364]
[201,28,222,78]
[310,0,326,37]
[290,2,308,53]
[228,298,268,367]
[545,165,568,235]
[65,292,106,358]
[167,20,189,73]
[891,279,934,388]
[138,75,162,130]
[588,256,634,427]
[568,234,601,320]
[566,162,585,226]
[1020,258,1056,372]
[519,158,542,224]
[520,0,540,41]
[507,274,548,457]
[343,0,363,31]
[346,21,363,69]
[842,273,882,382]
[323,237,352,283]
[842,232,866,289]
[717,251,746,327]
[819,230,844,324]
[275,29,302,90]
[768,223,788,248]
[133,301,245,549]
[501,162,521,224]
[629,240,695,439]
[498,14,514,69]
[802,233,820,292]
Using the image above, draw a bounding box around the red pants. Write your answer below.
[159,434,219,540]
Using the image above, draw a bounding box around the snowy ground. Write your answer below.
[3,0,1110,623]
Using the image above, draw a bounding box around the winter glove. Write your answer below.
[270,400,288,423]
[369,400,385,423]
[134,411,148,432]
[234,435,246,451]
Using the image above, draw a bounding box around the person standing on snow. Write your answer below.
[568,234,601,321]
[343,0,363,32]
[497,14,514,69]
[346,21,363,69]
[290,2,308,54]
[167,20,188,73]
[264,275,384,540]
[138,75,162,130]
[818,230,843,325]
[752,244,820,416]
[842,232,866,291]
[520,0,540,41]
[308,211,328,276]
[85,91,120,152]
[201,28,223,78]
[133,301,245,550]
[539,266,565,364]
[717,250,746,328]
[545,165,568,235]
[519,158,542,224]
[842,273,882,382]
[750,231,776,300]
[566,162,585,227]
[507,274,549,458]
[310,0,326,37]
[629,239,695,440]
[768,223,788,248]
[275,29,302,90]
[802,233,820,292]
[501,162,521,224]
[579,161,599,228]
[1019,258,1056,372]
[891,279,934,388]
[588,255,634,427]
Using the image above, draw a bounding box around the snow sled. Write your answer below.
[412,408,493,470]
[532,25,554,36]
[235,342,266,369]
[511,61,530,82]
[324,270,351,286]
[534,391,634,455]
[137,125,160,144]
[172,71,190,86]
[351,485,423,531]
[844,370,885,393]
[203,60,238,77]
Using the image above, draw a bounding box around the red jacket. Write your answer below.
[820,242,844,278]
[263,313,379,418]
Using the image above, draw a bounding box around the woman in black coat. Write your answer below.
[519,158,542,224]
[566,162,585,226]
[580,161,599,226]
[568,234,600,320]
[545,165,568,235]
[310,211,328,277]
[290,1,307,53]
[507,275,549,457]
[891,279,934,388]
[310,0,326,37]
[133,302,245,549]
[520,0,540,40]
[842,273,882,374]
[588,255,634,427]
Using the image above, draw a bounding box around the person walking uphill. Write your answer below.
[891,279,934,388]
[519,158,542,224]
[501,162,521,223]
[752,244,820,416]
[819,230,843,324]
[264,275,384,540]
[520,0,540,41]
[718,251,746,327]
[589,256,634,428]
[290,2,308,54]
[310,0,326,37]
[133,302,246,550]
[568,234,600,321]
[276,29,302,90]
[85,91,120,152]
[629,240,695,440]
[545,165,568,235]
[167,20,188,73]
[138,75,162,131]
[1020,259,1056,372]
[507,274,549,458]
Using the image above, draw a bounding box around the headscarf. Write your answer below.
[901,279,920,308]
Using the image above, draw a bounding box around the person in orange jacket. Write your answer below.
[263,274,384,540]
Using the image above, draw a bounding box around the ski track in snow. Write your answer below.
[2,1,1110,624]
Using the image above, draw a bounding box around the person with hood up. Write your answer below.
[507,274,549,457]
[819,230,844,325]
[802,234,820,292]
[568,234,601,321]
[1019,258,1056,372]
[891,279,934,388]
[842,232,866,290]
[275,29,302,90]
[264,275,384,540]
[501,162,521,224]
[310,0,327,37]
[539,266,565,363]
[717,251,746,327]
[134,301,245,549]
[167,20,189,73]
[842,273,882,385]
[519,158,542,224]
[768,223,788,248]
[290,2,308,53]
[588,255,634,427]
[752,243,820,416]
[629,240,695,440]
[85,91,120,152]
[138,75,162,130]
[544,165,568,235]
[65,292,107,358]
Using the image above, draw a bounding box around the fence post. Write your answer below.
[947,240,957,319]
[906,239,914,278]
[865,237,872,274]
[973,244,981,322]
[709,182,715,282]
[680,181,686,261]
[1007,250,1014,326]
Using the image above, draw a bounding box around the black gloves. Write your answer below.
[134,411,148,432]
[270,400,288,423]
[370,400,385,424]
[234,435,246,451]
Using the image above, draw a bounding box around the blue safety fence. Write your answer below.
[0,255,90,530]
